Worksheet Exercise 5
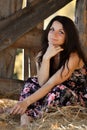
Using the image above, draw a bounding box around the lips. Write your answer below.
[50,38,58,44]
[51,38,58,41]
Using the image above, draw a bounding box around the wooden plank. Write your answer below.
[12,26,42,49]
[0,0,23,78]
[24,48,30,80]
[0,47,16,78]
[29,50,37,76]
[0,0,73,51]
[0,0,23,30]
[0,0,23,19]
[23,49,39,79]
[75,0,87,59]
[0,78,24,99]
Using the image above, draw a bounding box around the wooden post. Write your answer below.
[75,0,87,59]
[0,0,23,78]
[23,48,30,80]
[29,49,38,77]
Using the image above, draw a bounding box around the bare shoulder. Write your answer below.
[69,52,84,69]
[70,52,79,58]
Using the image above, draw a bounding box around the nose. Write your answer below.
[53,31,58,38]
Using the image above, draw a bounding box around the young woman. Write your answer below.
[11,16,87,126]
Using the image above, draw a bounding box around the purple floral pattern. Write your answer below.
[19,65,87,118]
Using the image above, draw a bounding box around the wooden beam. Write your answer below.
[12,26,42,49]
[0,0,73,51]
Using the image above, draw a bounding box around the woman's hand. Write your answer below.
[44,44,63,60]
[10,100,29,115]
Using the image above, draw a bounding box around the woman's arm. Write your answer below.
[37,44,63,86]
[11,53,80,115]
[36,52,50,86]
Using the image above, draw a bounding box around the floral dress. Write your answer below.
[19,65,87,118]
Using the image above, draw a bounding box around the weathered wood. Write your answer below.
[75,0,87,59]
[23,48,30,80]
[27,0,41,6]
[0,0,73,51]
[0,47,16,78]
[0,0,23,78]
[0,78,24,99]
[14,23,43,79]
[23,48,40,79]
[29,50,37,76]
[0,0,23,19]
[12,26,42,49]
[0,0,23,31]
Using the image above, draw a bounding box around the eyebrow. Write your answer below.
[51,27,64,30]
[50,26,65,32]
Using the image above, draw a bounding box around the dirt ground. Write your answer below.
[0,99,87,130]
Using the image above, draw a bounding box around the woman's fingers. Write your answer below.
[53,45,64,52]
[45,44,64,58]
[10,101,27,115]
[53,45,63,49]
[10,104,20,115]
[56,47,64,52]
[50,44,63,50]
[17,107,25,115]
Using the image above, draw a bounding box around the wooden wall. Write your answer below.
[0,0,23,78]
[75,0,87,59]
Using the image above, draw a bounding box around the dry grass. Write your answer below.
[0,99,87,130]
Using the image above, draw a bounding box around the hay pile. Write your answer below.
[0,99,87,130]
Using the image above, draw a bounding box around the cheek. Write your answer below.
[48,33,52,41]
[60,35,65,43]
[48,33,51,42]
[61,37,65,42]
[62,36,66,42]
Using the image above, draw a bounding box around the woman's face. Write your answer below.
[48,21,66,46]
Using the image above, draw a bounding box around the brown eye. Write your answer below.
[59,30,64,35]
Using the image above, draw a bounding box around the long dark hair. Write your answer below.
[37,16,87,76]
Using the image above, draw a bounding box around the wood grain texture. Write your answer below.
[75,0,87,59]
[0,0,73,51]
